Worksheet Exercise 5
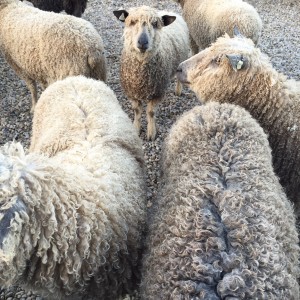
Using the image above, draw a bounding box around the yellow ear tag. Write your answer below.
[236,60,244,70]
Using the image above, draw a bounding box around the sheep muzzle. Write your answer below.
[137,32,149,52]
[0,198,26,248]
[176,61,190,85]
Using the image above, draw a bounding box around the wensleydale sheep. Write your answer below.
[174,0,262,52]
[176,33,300,215]
[113,6,190,140]
[141,102,300,299]
[0,76,146,299]
[0,0,107,112]
[22,0,88,17]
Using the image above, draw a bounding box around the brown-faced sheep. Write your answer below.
[0,76,146,299]
[113,5,190,140]
[176,33,300,215]
[22,0,88,17]
[140,102,300,299]
[0,0,107,113]
[173,0,262,53]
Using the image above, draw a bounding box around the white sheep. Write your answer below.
[113,5,190,140]
[173,0,262,53]
[0,0,107,112]
[0,76,146,299]
[176,32,300,216]
[141,102,300,299]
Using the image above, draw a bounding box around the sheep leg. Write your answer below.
[5,55,38,113]
[25,78,38,113]
[175,79,183,96]
[146,99,159,141]
[132,100,143,134]
[40,81,48,90]
[190,35,199,55]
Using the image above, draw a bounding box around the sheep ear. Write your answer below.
[113,10,129,22]
[162,15,176,26]
[233,26,245,38]
[226,54,248,71]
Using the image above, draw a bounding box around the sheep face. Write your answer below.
[113,6,176,56]
[0,144,32,286]
[0,183,28,285]
[176,34,268,102]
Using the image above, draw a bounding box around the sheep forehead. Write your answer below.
[213,36,255,55]
[126,6,159,25]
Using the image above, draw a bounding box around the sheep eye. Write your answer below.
[130,20,136,26]
[212,56,222,65]
[152,21,158,28]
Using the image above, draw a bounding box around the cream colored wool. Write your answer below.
[0,0,107,112]
[0,76,146,300]
[176,34,300,216]
[141,102,300,299]
[114,5,190,140]
[174,0,262,52]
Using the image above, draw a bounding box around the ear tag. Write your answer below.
[119,13,126,21]
[236,60,244,70]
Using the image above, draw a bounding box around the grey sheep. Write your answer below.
[176,32,300,215]
[0,76,146,299]
[141,102,300,299]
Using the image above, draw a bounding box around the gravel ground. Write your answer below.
[0,0,299,298]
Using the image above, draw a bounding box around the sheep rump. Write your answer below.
[176,33,300,216]
[141,102,300,299]
[0,76,146,299]
[174,0,262,52]
[0,0,106,112]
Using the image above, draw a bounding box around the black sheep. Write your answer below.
[22,0,88,17]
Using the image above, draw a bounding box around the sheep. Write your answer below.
[140,102,300,299]
[0,0,107,113]
[21,0,88,17]
[176,32,300,216]
[113,5,190,140]
[173,0,262,53]
[0,76,146,299]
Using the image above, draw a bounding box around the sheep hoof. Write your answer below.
[147,129,156,141]
[175,81,183,96]
[134,122,141,135]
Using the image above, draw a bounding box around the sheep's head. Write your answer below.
[0,143,30,286]
[113,6,176,56]
[176,33,271,103]
[172,0,185,7]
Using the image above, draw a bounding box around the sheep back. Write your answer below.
[0,76,146,299]
[0,0,106,85]
[180,0,262,49]
[141,102,299,299]
[120,6,190,101]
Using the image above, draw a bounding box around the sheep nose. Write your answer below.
[138,34,148,51]
[176,63,188,84]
